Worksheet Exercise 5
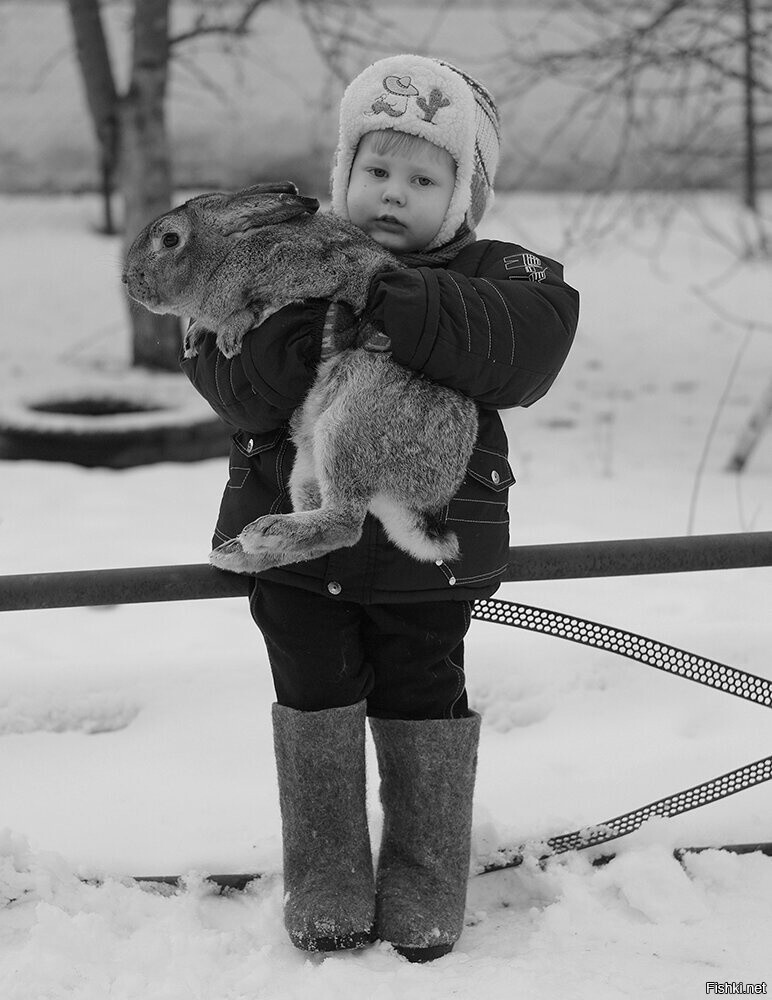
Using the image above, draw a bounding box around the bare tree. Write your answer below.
[491,0,772,256]
[66,0,273,370]
[488,0,772,470]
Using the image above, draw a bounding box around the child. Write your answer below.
[181,54,579,962]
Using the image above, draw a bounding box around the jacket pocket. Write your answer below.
[444,446,515,585]
[225,429,287,491]
[214,428,293,545]
[232,428,287,459]
[463,446,516,492]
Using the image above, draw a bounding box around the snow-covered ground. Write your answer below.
[1,192,771,998]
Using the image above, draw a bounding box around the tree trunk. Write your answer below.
[67,0,180,368]
[65,0,119,234]
[740,0,758,213]
[121,0,180,370]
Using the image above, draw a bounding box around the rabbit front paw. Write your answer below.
[216,308,260,358]
[183,320,209,358]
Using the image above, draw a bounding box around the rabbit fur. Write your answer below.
[123,182,478,574]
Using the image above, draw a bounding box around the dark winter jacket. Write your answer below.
[180,238,579,604]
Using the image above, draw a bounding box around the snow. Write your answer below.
[1,192,771,997]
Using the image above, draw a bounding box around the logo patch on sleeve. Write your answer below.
[503,253,547,282]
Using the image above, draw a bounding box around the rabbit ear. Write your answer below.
[220,185,320,235]
[236,181,299,197]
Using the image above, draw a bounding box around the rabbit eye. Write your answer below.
[162,233,180,248]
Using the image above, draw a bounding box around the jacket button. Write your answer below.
[327,581,342,596]
[246,438,254,452]
[491,470,500,485]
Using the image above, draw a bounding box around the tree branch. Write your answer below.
[168,0,272,47]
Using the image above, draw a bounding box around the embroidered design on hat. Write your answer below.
[365,76,450,124]
[416,88,451,123]
[366,75,420,118]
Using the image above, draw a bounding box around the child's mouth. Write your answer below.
[374,216,406,232]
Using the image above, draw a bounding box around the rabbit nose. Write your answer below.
[120,273,128,285]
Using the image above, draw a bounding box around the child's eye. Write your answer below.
[416,177,434,187]
[368,167,388,178]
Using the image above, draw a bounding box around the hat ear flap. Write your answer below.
[220,185,320,235]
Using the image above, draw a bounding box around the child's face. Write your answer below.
[346,132,456,252]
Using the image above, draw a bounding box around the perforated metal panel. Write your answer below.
[472,599,772,869]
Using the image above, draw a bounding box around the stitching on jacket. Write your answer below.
[444,648,466,719]
[479,277,516,365]
[446,272,471,352]
[270,434,290,514]
[455,564,509,584]
[226,466,250,490]
[480,296,493,360]
[451,496,507,507]
[224,357,258,400]
[447,516,507,525]
[214,353,227,407]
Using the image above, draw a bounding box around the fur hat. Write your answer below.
[331,54,500,250]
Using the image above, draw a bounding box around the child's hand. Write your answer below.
[356,318,391,353]
[324,307,391,354]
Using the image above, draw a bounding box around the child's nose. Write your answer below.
[382,183,406,206]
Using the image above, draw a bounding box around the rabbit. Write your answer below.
[123,182,479,574]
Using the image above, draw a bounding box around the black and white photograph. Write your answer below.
[0,1,770,996]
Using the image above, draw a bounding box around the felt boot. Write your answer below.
[369,711,481,962]
[272,701,375,952]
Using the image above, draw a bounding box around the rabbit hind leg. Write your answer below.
[368,495,459,563]
[290,478,322,513]
[210,501,367,573]
[289,441,321,512]
[235,494,369,568]
[210,537,268,575]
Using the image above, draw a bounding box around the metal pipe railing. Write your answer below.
[1,531,771,612]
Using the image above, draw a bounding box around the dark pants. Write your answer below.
[249,579,472,720]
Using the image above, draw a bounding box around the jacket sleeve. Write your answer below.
[179,301,327,433]
[366,241,579,408]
